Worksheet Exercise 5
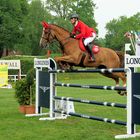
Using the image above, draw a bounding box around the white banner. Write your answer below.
[34,58,50,68]
[0,60,20,69]
[125,55,140,68]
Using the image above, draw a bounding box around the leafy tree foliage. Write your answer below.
[0,0,28,56]
[44,0,73,19]
[105,13,140,51]
[44,0,97,31]
[71,0,97,30]
[17,0,51,55]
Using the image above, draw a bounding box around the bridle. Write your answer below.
[41,28,54,43]
[41,28,72,46]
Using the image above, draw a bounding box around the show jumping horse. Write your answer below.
[40,21,126,95]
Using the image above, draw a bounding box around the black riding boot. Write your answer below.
[86,44,95,61]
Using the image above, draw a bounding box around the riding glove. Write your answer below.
[70,33,76,38]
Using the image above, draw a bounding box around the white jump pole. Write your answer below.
[115,68,140,139]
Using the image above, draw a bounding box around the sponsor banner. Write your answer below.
[0,65,8,87]
[0,60,20,69]
[34,58,50,68]
[125,55,140,68]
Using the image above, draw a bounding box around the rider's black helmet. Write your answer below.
[70,13,79,19]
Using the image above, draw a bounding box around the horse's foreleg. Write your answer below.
[121,73,127,87]
[101,72,125,96]
[112,73,127,96]
[110,76,125,96]
[57,61,65,69]
[119,73,127,96]
[54,55,78,69]
[54,55,78,65]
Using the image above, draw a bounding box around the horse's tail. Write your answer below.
[115,51,124,68]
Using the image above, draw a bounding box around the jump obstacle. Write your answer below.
[28,56,140,139]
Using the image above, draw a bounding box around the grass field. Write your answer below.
[0,73,140,140]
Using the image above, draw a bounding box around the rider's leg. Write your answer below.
[84,33,96,61]
[86,44,95,61]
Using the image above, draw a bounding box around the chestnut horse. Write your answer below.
[39,22,126,95]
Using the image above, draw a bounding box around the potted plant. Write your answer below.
[15,69,35,114]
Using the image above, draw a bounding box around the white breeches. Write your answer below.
[84,32,96,46]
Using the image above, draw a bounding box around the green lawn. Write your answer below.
[0,73,140,140]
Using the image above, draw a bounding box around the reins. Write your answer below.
[42,28,72,46]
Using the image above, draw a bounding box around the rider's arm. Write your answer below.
[75,23,86,39]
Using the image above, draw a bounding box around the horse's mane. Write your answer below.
[51,24,70,34]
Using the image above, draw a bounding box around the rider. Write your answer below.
[69,13,96,61]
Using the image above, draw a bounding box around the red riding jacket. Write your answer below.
[72,20,96,39]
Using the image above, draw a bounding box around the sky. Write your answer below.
[94,0,140,38]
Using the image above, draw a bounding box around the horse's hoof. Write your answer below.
[69,66,73,70]
[124,91,127,96]
[117,91,126,96]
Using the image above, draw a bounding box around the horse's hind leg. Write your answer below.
[101,73,119,86]
[110,76,124,95]
[120,73,126,87]
[102,72,126,96]
[117,73,127,95]
[109,72,127,95]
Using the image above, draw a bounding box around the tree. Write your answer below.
[17,0,51,55]
[0,0,51,56]
[0,0,29,57]
[44,0,97,30]
[96,38,106,47]
[71,0,97,30]
[44,0,74,19]
[105,13,140,51]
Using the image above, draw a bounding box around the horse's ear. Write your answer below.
[41,21,49,28]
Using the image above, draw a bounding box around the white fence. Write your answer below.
[8,74,26,82]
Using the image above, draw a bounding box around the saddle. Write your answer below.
[79,39,100,54]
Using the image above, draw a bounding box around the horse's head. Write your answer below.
[39,21,54,48]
